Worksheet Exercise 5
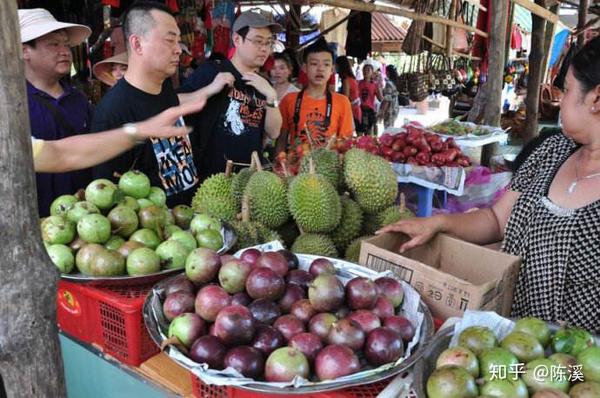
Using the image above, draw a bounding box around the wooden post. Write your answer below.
[577,0,589,48]
[542,4,560,83]
[0,2,67,397]
[523,0,547,143]
[472,0,510,165]
[446,0,457,66]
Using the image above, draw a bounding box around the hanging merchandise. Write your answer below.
[402,0,432,55]
[407,54,430,102]
[320,7,350,55]
[211,0,236,57]
[345,11,371,61]
[471,0,490,75]
[102,0,120,7]
[510,25,523,50]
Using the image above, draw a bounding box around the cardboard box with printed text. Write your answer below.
[359,233,522,320]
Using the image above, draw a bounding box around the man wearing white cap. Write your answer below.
[19,8,94,217]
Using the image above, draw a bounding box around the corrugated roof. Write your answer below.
[371,12,407,42]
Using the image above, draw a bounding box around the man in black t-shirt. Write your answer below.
[179,11,283,180]
[92,1,233,206]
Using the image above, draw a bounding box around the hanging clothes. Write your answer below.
[345,11,371,61]
[320,8,350,56]
[471,0,491,75]
[511,25,523,50]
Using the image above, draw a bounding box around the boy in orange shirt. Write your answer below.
[276,38,354,153]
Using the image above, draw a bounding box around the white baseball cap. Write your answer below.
[19,8,91,47]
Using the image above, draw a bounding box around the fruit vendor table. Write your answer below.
[60,333,181,398]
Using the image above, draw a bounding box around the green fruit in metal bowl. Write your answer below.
[77,214,112,244]
[172,204,194,230]
[426,365,478,398]
[169,231,197,253]
[46,244,75,273]
[514,317,551,347]
[155,240,188,270]
[126,247,160,276]
[196,229,223,251]
[75,243,104,275]
[552,328,595,356]
[479,347,520,382]
[41,216,76,245]
[85,178,122,210]
[137,198,154,209]
[163,224,183,239]
[458,326,498,356]
[119,196,140,212]
[104,235,125,251]
[66,201,100,224]
[436,346,479,377]
[480,379,528,398]
[578,346,600,383]
[569,381,600,398]
[501,331,545,363]
[118,170,151,199]
[50,194,78,216]
[129,228,161,250]
[90,249,126,276]
[148,187,167,207]
[523,358,570,393]
[107,205,139,238]
[190,213,221,235]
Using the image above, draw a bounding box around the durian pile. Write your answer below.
[192,149,414,261]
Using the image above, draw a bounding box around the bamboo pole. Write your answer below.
[577,0,590,48]
[317,0,489,38]
[511,0,559,24]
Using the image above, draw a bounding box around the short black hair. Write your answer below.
[123,1,175,48]
[23,39,37,48]
[571,36,600,94]
[302,37,333,63]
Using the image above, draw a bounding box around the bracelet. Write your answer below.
[122,123,142,144]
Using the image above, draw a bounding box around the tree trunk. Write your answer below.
[469,0,509,165]
[0,2,67,397]
[523,0,547,143]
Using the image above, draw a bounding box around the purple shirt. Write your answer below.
[27,80,93,216]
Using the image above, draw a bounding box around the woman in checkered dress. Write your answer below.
[378,37,600,332]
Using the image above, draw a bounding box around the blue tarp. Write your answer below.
[549,29,570,67]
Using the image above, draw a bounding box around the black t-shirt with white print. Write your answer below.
[179,60,267,180]
[91,78,199,207]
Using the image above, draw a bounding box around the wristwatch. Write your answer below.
[122,123,140,143]
[266,98,279,108]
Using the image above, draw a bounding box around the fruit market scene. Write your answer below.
[2,0,600,397]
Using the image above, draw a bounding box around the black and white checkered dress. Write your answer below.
[502,133,600,332]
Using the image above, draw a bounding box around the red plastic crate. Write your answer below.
[190,373,391,398]
[56,280,159,366]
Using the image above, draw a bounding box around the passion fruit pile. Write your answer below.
[162,248,417,383]
[426,318,600,398]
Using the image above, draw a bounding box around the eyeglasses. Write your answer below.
[244,36,275,50]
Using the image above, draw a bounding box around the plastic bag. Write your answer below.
[445,166,512,213]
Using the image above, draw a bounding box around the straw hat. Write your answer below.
[19,8,91,47]
[93,52,129,86]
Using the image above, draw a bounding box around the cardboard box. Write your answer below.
[359,233,522,320]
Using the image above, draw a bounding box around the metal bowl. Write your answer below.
[61,222,236,287]
[412,321,599,397]
[143,254,434,395]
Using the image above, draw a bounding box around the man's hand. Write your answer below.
[242,72,277,102]
[205,72,235,96]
